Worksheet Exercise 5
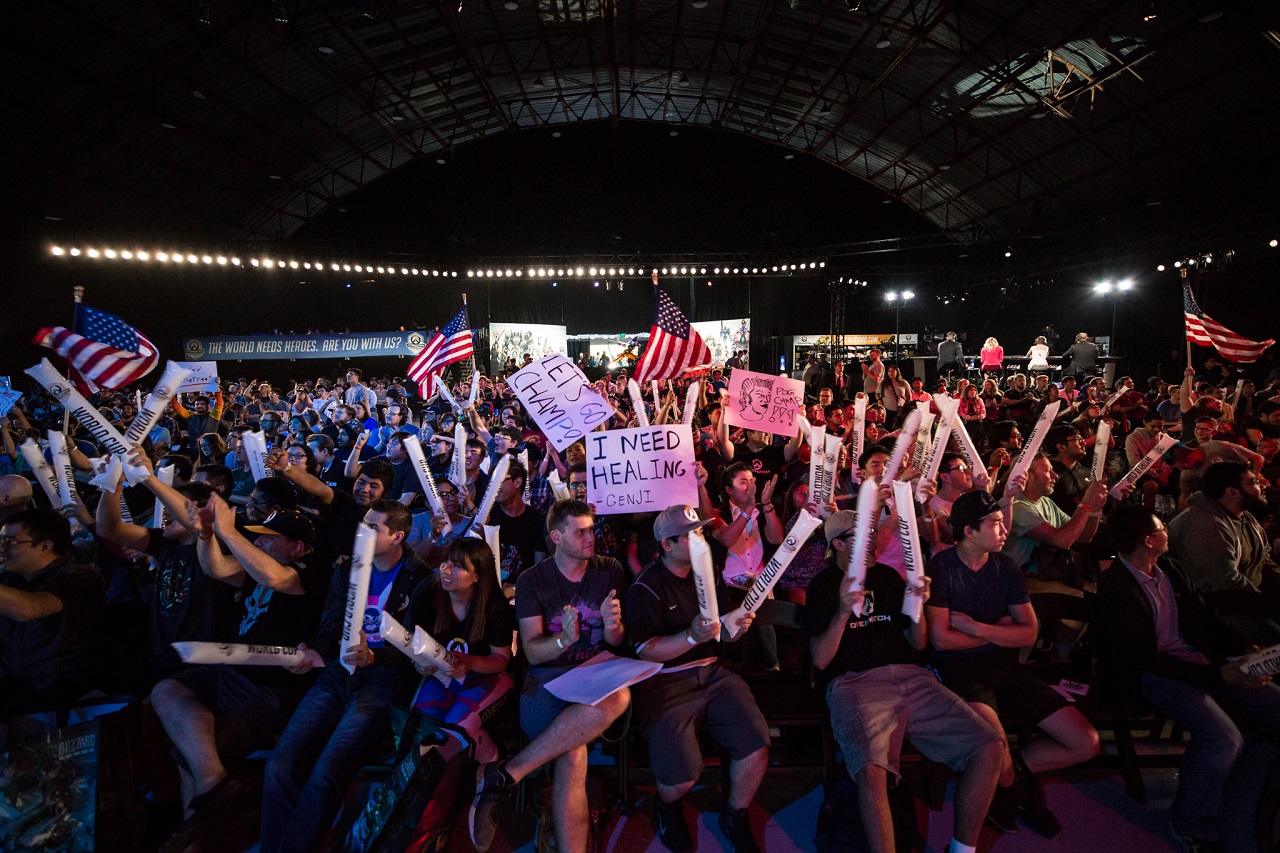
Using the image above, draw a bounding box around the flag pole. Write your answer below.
[461,292,477,382]
[64,286,85,432]
[1181,269,1193,370]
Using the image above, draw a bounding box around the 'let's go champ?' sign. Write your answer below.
[508,353,615,452]
[587,425,697,515]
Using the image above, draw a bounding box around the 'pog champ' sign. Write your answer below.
[724,369,805,435]
[586,425,696,514]
[509,353,615,451]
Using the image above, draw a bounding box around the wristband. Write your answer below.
[198,532,214,541]
[1080,502,1100,513]
[684,630,698,646]
[761,505,776,513]
[555,635,565,650]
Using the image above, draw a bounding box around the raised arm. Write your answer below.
[268,446,334,506]
[93,473,151,552]
[208,493,304,594]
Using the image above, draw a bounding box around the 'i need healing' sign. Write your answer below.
[586,425,696,515]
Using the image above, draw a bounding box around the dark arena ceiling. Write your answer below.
[11,0,1280,249]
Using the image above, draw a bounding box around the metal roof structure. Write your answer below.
[14,0,1279,244]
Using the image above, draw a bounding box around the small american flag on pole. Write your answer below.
[633,283,713,383]
[34,303,159,392]
[1183,277,1274,363]
[407,305,475,395]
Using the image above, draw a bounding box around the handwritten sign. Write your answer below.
[0,387,21,418]
[586,424,696,514]
[723,369,804,435]
[509,353,615,452]
[175,361,219,393]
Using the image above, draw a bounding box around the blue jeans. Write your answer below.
[260,665,416,853]
[1139,671,1280,840]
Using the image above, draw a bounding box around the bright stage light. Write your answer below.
[87,248,100,258]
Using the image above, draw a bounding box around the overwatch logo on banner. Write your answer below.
[406,332,427,355]
[184,339,206,359]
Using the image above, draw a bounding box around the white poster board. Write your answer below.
[585,424,697,515]
[175,361,220,393]
[723,369,805,435]
[489,323,568,373]
[508,353,615,451]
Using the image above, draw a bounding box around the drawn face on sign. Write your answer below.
[738,377,772,419]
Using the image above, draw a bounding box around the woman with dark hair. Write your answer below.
[775,479,832,604]
[407,538,515,761]
[195,433,227,468]
[352,400,379,432]
[876,365,911,430]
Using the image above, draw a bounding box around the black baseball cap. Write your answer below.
[245,509,315,545]
[949,491,1002,537]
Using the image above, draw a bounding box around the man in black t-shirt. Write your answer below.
[95,464,236,681]
[808,509,1001,853]
[382,431,427,506]
[485,460,548,587]
[153,500,320,830]
[926,490,1099,838]
[627,505,767,853]
[0,509,105,715]
[468,499,629,853]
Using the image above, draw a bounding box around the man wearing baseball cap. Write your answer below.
[626,505,767,852]
[808,508,1003,853]
[150,494,322,843]
[925,490,1099,838]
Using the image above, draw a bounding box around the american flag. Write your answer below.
[34,303,158,392]
[634,288,713,382]
[407,305,474,395]
[1183,278,1274,363]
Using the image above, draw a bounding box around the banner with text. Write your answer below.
[182,330,432,361]
[723,369,805,435]
[586,424,696,514]
[509,353,615,451]
[489,323,567,373]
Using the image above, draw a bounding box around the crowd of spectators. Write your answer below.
[3,342,1280,852]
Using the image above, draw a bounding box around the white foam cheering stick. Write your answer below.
[124,361,193,445]
[339,522,377,674]
[25,359,131,457]
[436,376,463,416]
[950,417,985,487]
[547,468,571,501]
[242,430,273,483]
[910,411,936,470]
[1111,434,1177,500]
[627,379,650,427]
[469,454,511,533]
[1008,400,1062,488]
[724,509,824,635]
[20,438,60,506]
[412,625,460,684]
[152,464,174,529]
[483,524,502,584]
[88,454,124,496]
[379,613,450,685]
[172,642,324,668]
[518,448,532,504]
[449,421,467,490]
[651,380,661,416]
[401,434,447,518]
[847,478,880,616]
[1092,420,1112,482]
[468,373,481,408]
[688,527,720,627]
[882,410,921,486]
[46,430,77,510]
[892,480,927,623]
[849,396,867,484]
[682,380,700,427]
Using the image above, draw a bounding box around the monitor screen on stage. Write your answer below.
[489,323,567,372]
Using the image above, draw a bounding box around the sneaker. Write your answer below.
[1007,752,1060,839]
[984,787,1019,834]
[718,807,761,853]
[655,797,693,853]
[468,760,514,852]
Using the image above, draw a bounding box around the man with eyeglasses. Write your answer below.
[407,475,472,563]
[1169,461,1280,646]
[1,508,105,716]
[931,453,983,554]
